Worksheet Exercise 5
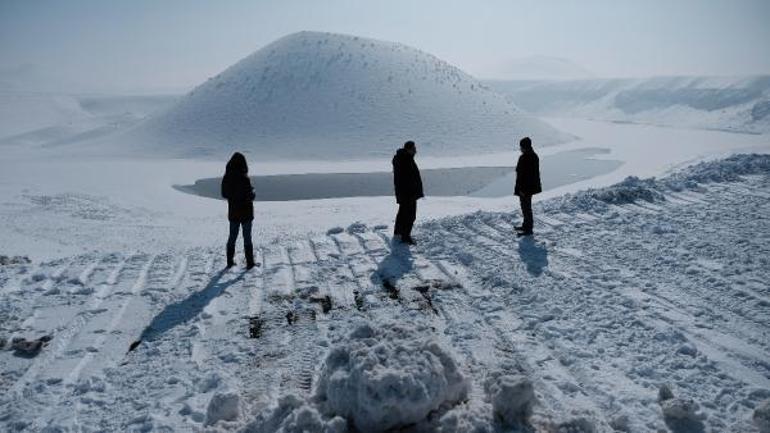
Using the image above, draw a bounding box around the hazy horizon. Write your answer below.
[1,0,769,93]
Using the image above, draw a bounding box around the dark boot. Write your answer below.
[226,245,236,268]
[245,244,255,269]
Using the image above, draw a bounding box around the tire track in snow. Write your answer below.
[5,253,147,401]
[421,222,625,428]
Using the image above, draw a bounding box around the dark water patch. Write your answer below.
[175,148,621,201]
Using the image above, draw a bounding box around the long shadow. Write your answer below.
[517,237,549,276]
[130,269,247,349]
[370,242,414,294]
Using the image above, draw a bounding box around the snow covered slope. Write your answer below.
[113,31,569,159]
[1,154,768,432]
[488,75,770,134]
[0,92,177,146]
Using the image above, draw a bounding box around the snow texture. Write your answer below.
[313,322,469,431]
[486,374,536,425]
[545,153,770,215]
[207,391,242,425]
[2,153,770,432]
[755,400,770,433]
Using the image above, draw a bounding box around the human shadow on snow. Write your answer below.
[370,242,414,297]
[517,237,549,277]
[128,268,247,351]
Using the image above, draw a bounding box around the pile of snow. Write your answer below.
[488,75,770,134]
[111,31,569,159]
[662,153,770,188]
[545,153,770,214]
[244,322,469,433]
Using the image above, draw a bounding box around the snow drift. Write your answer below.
[488,75,770,134]
[116,31,569,159]
[243,322,469,433]
[543,153,770,215]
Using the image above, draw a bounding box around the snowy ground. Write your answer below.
[1,118,768,262]
[1,153,769,432]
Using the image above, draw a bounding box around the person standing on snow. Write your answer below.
[514,137,542,237]
[221,152,256,269]
[392,140,424,245]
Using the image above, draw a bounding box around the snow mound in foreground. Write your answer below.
[244,322,469,433]
[114,31,569,159]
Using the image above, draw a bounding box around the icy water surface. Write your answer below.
[177,148,621,201]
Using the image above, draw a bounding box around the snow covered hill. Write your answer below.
[112,31,570,159]
[487,75,770,134]
[1,154,769,432]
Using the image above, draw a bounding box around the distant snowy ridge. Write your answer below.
[114,31,570,159]
[487,76,770,134]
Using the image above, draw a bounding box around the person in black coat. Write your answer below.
[392,141,424,245]
[514,137,542,236]
[221,152,256,268]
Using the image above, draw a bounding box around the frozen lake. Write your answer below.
[176,148,621,201]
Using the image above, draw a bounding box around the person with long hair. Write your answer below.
[221,152,256,269]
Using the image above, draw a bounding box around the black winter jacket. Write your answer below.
[221,173,255,222]
[392,149,424,204]
[514,151,542,196]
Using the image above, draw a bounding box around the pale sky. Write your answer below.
[1,0,769,93]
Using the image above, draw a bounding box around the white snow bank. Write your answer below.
[315,322,469,431]
[244,322,469,433]
[544,153,770,214]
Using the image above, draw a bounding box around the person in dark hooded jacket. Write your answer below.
[514,137,542,236]
[221,152,256,268]
[392,141,424,244]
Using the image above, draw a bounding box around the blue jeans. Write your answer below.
[227,221,253,250]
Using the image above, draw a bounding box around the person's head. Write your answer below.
[519,137,533,153]
[403,140,417,156]
[226,152,248,175]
